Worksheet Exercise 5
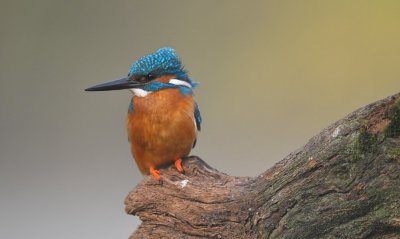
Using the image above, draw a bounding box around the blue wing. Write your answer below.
[194,102,202,131]
[193,102,202,148]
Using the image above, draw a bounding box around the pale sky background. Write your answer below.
[1,1,400,238]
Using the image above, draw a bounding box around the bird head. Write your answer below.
[85,47,198,96]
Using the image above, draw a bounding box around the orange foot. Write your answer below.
[149,167,160,180]
[175,158,184,173]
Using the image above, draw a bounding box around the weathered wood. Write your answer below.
[125,93,400,238]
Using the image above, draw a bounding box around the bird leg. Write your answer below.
[149,167,160,180]
[174,158,184,173]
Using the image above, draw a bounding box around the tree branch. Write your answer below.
[125,93,400,238]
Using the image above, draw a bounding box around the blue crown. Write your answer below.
[128,47,198,87]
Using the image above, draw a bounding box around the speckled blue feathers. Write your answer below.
[128,47,198,87]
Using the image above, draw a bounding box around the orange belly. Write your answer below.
[127,88,197,174]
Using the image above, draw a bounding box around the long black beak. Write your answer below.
[85,77,144,91]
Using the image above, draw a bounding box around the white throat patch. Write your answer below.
[130,88,150,97]
[169,79,192,88]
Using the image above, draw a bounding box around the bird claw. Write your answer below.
[149,159,184,180]
[149,167,161,180]
[175,158,184,173]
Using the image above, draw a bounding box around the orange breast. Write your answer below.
[126,88,197,174]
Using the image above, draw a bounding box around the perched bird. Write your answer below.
[85,48,202,180]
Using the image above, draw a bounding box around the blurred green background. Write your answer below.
[1,0,400,238]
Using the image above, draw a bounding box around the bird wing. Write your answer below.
[193,101,202,148]
[194,101,202,131]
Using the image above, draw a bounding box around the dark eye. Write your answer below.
[137,76,148,83]
[137,74,156,83]
[147,74,156,80]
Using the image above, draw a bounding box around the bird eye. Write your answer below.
[147,74,156,80]
[135,74,157,83]
[137,76,148,83]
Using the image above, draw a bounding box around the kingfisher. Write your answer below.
[85,47,202,180]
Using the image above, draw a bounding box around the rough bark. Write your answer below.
[125,93,400,239]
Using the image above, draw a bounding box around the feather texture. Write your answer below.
[127,87,198,174]
[128,47,199,88]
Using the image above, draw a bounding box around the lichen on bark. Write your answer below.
[384,98,400,138]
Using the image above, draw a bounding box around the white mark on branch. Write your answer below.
[180,179,189,188]
[332,126,341,138]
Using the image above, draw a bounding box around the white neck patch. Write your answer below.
[129,79,191,97]
[130,88,150,97]
[169,79,192,89]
